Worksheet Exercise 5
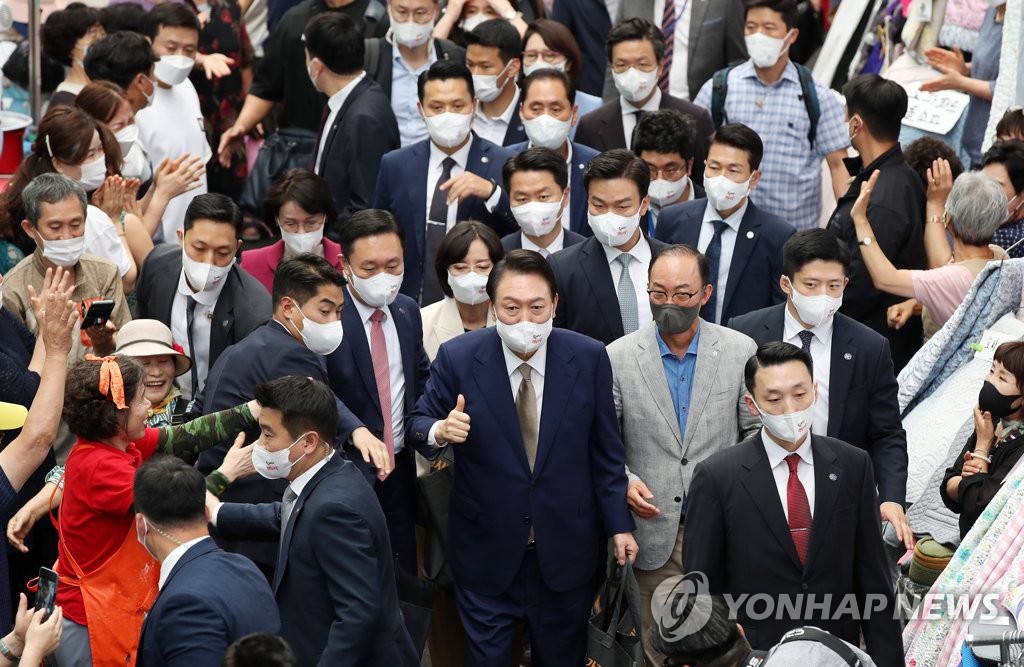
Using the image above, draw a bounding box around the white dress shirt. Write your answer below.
[653,0,694,99]
[474,86,520,146]
[761,428,815,521]
[525,140,574,229]
[502,337,546,423]
[171,265,230,399]
[601,234,654,329]
[426,138,503,232]
[621,87,662,150]
[316,72,366,173]
[158,535,210,590]
[783,305,832,436]
[210,451,335,527]
[697,198,748,323]
[521,227,567,257]
[350,296,406,452]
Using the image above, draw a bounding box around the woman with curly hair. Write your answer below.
[41,3,105,107]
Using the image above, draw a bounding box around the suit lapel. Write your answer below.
[678,206,703,247]
[210,270,238,362]
[322,78,371,159]
[637,329,683,450]
[806,436,842,571]
[740,440,803,570]
[579,239,623,338]
[502,98,525,146]
[688,0,711,53]
[722,206,761,317]
[533,336,577,476]
[827,319,856,437]
[273,457,340,592]
[433,298,465,344]
[569,157,588,236]
[473,333,531,475]
[681,323,719,453]
[343,288,381,410]
[394,302,417,410]
[605,101,626,151]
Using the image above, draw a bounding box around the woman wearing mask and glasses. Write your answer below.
[520,19,602,130]
[240,169,342,294]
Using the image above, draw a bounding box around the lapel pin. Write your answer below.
[712,350,718,357]
[481,156,489,164]
[746,231,754,239]
[578,163,585,169]
[844,352,852,360]
[829,473,838,481]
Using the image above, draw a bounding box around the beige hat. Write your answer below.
[115,319,192,377]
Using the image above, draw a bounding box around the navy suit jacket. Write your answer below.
[500,97,528,146]
[727,305,908,506]
[373,135,517,299]
[137,538,280,667]
[548,235,668,345]
[548,0,611,97]
[216,455,418,667]
[325,289,431,484]
[655,198,795,324]
[505,140,599,236]
[407,328,634,596]
[684,434,904,665]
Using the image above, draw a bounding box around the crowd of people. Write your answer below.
[0,0,1022,665]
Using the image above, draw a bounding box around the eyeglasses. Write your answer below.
[390,7,434,22]
[278,215,326,234]
[522,49,565,64]
[646,164,687,180]
[611,60,657,74]
[647,289,701,306]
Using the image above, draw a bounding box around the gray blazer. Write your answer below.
[604,0,748,101]
[607,320,758,570]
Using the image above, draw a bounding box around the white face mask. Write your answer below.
[523,114,572,150]
[140,76,157,108]
[704,174,750,211]
[77,154,107,192]
[289,298,344,355]
[754,398,814,444]
[281,227,324,255]
[122,143,153,182]
[391,14,435,48]
[612,67,658,103]
[495,314,552,354]
[459,13,488,33]
[512,199,562,237]
[153,54,194,86]
[523,59,566,77]
[423,111,474,149]
[182,248,232,293]
[588,208,642,248]
[745,31,792,69]
[447,271,489,305]
[472,61,512,103]
[787,279,843,328]
[115,124,138,156]
[349,270,403,308]
[40,235,86,268]
[252,432,310,480]
[648,176,689,208]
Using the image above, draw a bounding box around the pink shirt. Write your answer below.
[912,258,993,326]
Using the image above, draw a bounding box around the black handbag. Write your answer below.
[416,447,455,587]
[395,558,436,658]
[239,128,318,219]
[587,561,645,667]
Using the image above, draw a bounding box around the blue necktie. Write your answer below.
[700,220,728,323]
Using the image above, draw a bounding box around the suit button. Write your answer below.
[801,583,808,590]
[523,516,530,524]
[681,457,689,465]
[674,496,681,502]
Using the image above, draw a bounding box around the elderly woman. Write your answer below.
[853,169,1008,339]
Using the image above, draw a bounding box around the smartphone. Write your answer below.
[80,300,115,329]
[35,567,57,621]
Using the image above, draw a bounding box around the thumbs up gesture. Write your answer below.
[436,394,471,444]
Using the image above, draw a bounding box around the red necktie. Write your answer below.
[370,310,395,480]
[659,0,676,92]
[786,454,812,566]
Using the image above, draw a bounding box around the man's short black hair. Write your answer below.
[253,376,338,444]
[418,60,475,103]
[783,229,852,278]
[710,123,765,171]
[223,634,298,667]
[100,3,148,34]
[843,74,907,143]
[272,254,346,310]
[744,0,800,29]
[632,109,698,162]
[337,209,405,261]
[435,221,504,298]
[983,140,1024,194]
[133,456,206,527]
[184,193,243,236]
[583,148,651,199]
[84,32,156,89]
[303,12,364,76]
[503,147,569,192]
[464,18,522,64]
[744,341,813,394]
[145,2,200,39]
[42,3,102,67]
[605,17,666,64]
[521,69,576,106]
[486,249,557,301]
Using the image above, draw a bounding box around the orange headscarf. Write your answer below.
[84,355,127,410]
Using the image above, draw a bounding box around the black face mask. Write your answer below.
[978,380,1022,420]
[651,302,700,335]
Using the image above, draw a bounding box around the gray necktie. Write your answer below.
[616,253,639,334]
[798,329,814,355]
[278,487,298,558]
[516,363,538,470]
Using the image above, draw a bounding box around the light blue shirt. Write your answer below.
[655,325,701,443]
[392,46,437,146]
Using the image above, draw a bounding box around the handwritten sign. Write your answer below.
[902,83,970,135]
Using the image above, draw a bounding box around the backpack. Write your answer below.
[710,62,821,149]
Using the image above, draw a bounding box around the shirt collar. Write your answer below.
[158,535,211,590]
[476,86,521,124]
[655,324,701,359]
[500,333,548,381]
[327,72,365,113]
[738,59,800,87]
[782,300,834,344]
[621,87,661,114]
[601,233,652,266]
[288,449,334,499]
[429,133,473,172]
[521,227,565,254]
[702,198,749,230]
[349,291,391,325]
[761,428,814,470]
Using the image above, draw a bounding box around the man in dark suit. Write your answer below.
[465,20,527,147]
[325,210,431,575]
[408,249,637,666]
[632,109,706,234]
[655,124,795,325]
[506,69,599,238]
[212,376,418,667]
[196,254,390,578]
[549,0,612,97]
[728,229,912,547]
[683,342,904,666]
[575,18,714,182]
[549,149,667,345]
[134,457,279,667]
[372,60,516,304]
[135,194,271,401]
[305,13,400,241]
[500,147,587,257]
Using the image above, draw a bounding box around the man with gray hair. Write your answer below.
[2,173,131,361]
[850,168,1008,338]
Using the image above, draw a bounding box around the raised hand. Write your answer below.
[436,394,470,444]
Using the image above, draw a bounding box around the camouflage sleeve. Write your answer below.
[156,403,255,459]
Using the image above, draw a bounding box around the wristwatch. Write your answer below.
[858,236,873,247]
[0,639,20,663]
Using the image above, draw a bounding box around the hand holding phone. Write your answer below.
[81,300,115,330]
[34,567,58,622]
